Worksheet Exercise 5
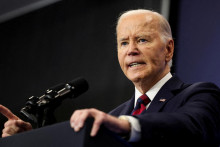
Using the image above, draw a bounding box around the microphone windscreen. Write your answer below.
[68,77,89,98]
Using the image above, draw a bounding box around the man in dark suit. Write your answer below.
[1,9,220,146]
[70,9,220,146]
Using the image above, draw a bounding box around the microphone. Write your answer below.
[20,77,89,124]
[40,77,89,104]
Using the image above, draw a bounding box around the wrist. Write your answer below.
[118,116,131,139]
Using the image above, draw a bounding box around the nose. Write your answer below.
[127,41,139,56]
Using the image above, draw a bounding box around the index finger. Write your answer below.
[0,105,19,120]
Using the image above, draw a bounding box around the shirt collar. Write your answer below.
[135,72,172,106]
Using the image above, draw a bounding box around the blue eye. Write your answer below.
[121,42,128,46]
[138,39,147,43]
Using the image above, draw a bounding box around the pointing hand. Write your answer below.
[0,104,32,137]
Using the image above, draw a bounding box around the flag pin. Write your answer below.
[159,98,166,102]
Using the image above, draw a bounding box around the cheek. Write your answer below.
[148,47,167,63]
[150,55,167,70]
[117,51,124,66]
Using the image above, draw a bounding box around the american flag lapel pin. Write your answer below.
[159,98,166,102]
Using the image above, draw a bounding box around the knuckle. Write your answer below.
[74,110,80,113]
[26,122,31,126]
[75,109,86,114]
[2,127,7,133]
[89,108,95,111]
[4,120,14,127]
[99,112,107,119]
[70,116,74,122]
[3,127,12,134]
[89,108,97,113]
[84,108,90,113]
[2,133,8,138]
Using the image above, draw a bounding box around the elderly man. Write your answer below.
[1,9,220,147]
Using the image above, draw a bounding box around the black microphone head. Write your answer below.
[68,77,89,98]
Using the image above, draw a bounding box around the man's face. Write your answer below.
[117,13,172,85]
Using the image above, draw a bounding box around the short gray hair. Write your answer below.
[117,9,173,42]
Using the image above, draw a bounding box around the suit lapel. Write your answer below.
[114,76,186,115]
[146,76,185,113]
[119,95,135,115]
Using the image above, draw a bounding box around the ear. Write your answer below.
[165,39,174,63]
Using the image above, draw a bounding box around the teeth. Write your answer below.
[129,63,141,67]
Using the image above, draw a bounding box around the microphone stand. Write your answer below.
[20,96,58,128]
[19,77,89,128]
[20,83,65,128]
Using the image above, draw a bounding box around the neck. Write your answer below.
[133,70,170,94]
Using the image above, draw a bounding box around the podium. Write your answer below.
[0,119,131,147]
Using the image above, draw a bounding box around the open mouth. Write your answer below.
[128,62,146,68]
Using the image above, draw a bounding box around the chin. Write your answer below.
[128,75,144,83]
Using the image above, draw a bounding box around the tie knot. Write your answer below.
[132,94,151,115]
[138,94,151,106]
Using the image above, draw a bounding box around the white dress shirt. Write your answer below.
[119,72,172,142]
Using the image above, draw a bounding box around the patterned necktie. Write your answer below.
[131,94,151,115]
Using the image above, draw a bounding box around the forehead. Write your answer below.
[117,13,160,37]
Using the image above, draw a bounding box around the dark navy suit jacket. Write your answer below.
[109,76,220,147]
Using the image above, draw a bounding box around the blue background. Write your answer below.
[176,0,220,86]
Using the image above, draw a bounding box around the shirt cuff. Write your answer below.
[118,115,141,142]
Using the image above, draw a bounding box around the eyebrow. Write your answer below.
[119,35,149,42]
[119,37,129,42]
